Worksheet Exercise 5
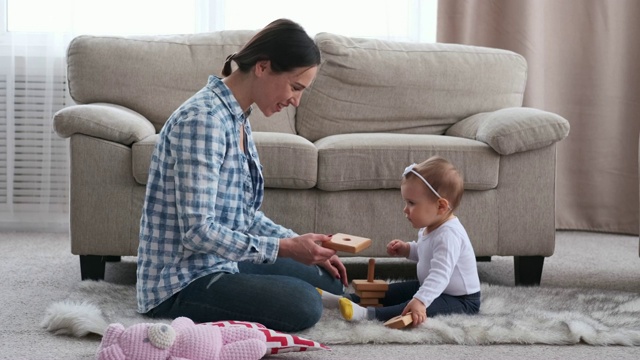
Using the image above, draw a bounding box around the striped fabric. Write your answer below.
[205,320,330,354]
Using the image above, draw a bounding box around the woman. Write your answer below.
[137,19,347,332]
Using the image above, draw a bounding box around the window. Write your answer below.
[222,0,437,42]
[6,0,199,35]
[5,0,437,42]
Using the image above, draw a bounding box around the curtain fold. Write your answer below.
[438,0,640,235]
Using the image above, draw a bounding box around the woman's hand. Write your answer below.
[278,233,336,266]
[318,254,349,287]
[386,239,410,257]
[403,298,427,326]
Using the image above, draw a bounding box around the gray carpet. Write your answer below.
[2,230,640,359]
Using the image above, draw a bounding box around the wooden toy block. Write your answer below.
[367,258,375,282]
[358,298,381,306]
[352,259,389,291]
[355,290,387,298]
[383,313,413,329]
[352,279,389,291]
[322,233,372,253]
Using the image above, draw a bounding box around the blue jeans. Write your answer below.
[349,280,481,322]
[145,258,344,332]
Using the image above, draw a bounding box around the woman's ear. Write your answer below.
[254,60,270,77]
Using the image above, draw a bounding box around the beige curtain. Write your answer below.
[438,0,640,235]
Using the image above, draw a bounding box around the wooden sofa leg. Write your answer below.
[80,255,107,281]
[513,256,544,286]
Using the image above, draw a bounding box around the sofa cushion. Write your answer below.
[132,133,317,189]
[253,132,317,189]
[54,103,156,145]
[67,32,296,135]
[446,107,570,155]
[296,32,528,142]
[132,135,158,184]
[314,133,499,191]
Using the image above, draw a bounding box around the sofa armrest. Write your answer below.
[53,103,156,145]
[445,107,570,155]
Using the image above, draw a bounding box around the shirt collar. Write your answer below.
[244,105,253,119]
[206,75,252,122]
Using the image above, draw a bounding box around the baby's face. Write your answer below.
[400,178,440,229]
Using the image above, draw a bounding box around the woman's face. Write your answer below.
[253,61,318,117]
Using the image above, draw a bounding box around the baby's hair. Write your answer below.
[403,156,464,211]
[222,18,321,77]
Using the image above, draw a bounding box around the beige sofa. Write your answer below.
[53,31,570,285]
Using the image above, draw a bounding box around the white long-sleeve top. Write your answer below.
[407,217,481,308]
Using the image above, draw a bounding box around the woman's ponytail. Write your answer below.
[221,53,236,77]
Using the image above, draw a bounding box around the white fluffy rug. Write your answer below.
[49,281,640,346]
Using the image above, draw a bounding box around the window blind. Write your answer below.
[0,70,70,228]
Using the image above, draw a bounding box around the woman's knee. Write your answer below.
[278,284,323,332]
[322,276,345,295]
[300,286,324,323]
[292,304,322,332]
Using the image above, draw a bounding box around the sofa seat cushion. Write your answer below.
[314,133,499,191]
[132,134,158,184]
[132,133,318,190]
[253,132,317,189]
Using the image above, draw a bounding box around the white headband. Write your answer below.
[403,163,452,210]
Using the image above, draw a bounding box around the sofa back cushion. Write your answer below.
[66,32,297,134]
[314,133,499,192]
[296,33,528,142]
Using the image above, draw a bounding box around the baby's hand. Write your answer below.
[386,239,408,257]
[403,298,427,327]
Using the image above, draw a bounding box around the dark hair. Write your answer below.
[221,18,321,77]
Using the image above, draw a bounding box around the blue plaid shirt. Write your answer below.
[137,76,297,313]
